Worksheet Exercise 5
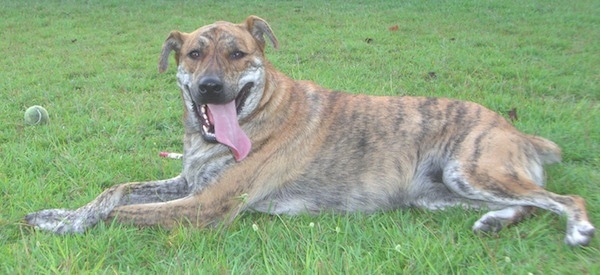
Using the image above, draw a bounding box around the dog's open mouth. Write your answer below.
[193,82,254,161]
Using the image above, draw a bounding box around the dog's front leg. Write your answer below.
[25,175,188,234]
[106,178,249,229]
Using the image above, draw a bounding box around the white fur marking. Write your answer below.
[237,57,265,118]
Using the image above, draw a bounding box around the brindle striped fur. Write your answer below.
[25,16,594,246]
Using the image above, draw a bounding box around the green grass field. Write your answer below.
[1,0,599,273]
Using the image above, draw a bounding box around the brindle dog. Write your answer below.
[25,16,595,246]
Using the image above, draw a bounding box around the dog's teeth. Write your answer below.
[201,105,209,122]
[203,125,209,132]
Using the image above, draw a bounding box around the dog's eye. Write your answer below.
[188,50,202,59]
[230,51,246,60]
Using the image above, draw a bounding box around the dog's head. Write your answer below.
[159,16,278,161]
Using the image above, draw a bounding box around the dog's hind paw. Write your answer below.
[472,207,527,234]
[24,209,87,234]
[472,217,504,234]
[565,221,595,246]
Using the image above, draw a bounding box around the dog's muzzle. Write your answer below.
[191,81,254,161]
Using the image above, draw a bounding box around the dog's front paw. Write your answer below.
[24,209,87,234]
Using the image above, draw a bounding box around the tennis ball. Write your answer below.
[24,105,50,125]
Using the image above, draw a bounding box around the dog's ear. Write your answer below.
[244,16,279,51]
[159,31,186,73]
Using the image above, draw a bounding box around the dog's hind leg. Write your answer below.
[437,128,596,246]
[443,160,595,246]
[25,175,188,234]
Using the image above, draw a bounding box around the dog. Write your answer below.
[25,15,595,246]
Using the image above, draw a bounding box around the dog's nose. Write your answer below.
[198,77,224,94]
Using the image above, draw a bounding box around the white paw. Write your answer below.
[473,217,504,234]
[565,221,595,246]
[24,209,87,234]
[472,207,521,234]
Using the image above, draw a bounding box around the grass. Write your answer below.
[1,0,599,273]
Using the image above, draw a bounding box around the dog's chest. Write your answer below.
[182,136,236,192]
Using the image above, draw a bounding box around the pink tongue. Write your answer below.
[207,102,251,161]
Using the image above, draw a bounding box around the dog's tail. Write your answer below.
[528,135,562,165]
